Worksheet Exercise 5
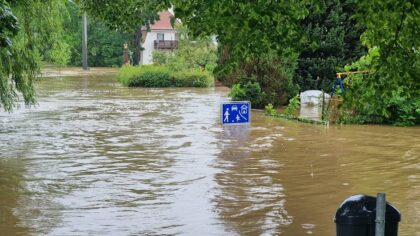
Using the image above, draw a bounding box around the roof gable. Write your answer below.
[150,11,174,30]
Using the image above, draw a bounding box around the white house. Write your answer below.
[140,11,179,65]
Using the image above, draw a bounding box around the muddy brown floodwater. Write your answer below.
[0,74,419,235]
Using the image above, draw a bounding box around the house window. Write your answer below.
[157,33,164,41]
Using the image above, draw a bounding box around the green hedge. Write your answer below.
[117,65,214,88]
[173,69,214,87]
[130,72,172,87]
[117,65,169,86]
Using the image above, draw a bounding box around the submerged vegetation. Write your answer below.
[1,0,418,125]
[117,65,214,88]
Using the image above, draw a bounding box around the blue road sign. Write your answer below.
[221,101,251,125]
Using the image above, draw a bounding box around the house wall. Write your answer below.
[141,30,177,65]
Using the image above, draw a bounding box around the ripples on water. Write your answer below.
[0,75,419,235]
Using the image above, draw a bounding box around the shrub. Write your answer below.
[284,95,300,117]
[117,65,214,88]
[341,48,420,126]
[264,103,276,116]
[152,51,170,65]
[205,63,217,74]
[130,72,172,87]
[117,65,171,87]
[218,53,298,108]
[193,75,211,87]
[229,81,266,108]
[116,65,144,86]
[173,69,214,87]
[166,56,187,72]
[151,26,218,73]
[229,84,246,100]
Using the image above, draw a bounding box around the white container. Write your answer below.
[300,90,330,106]
[299,90,330,120]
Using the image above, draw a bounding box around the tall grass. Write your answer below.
[116,65,143,86]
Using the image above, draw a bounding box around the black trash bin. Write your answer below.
[335,195,401,236]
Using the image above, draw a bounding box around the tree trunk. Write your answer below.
[133,27,142,65]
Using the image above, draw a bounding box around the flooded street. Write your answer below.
[0,75,419,235]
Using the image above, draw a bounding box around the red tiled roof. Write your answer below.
[150,11,174,30]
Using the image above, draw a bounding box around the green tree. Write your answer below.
[78,0,168,65]
[64,3,134,67]
[0,0,69,111]
[174,1,309,63]
[294,0,366,92]
[342,0,420,125]
[224,52,298,108]
[77,0,167,32]
[173,1,310,106]
[160,25,218,71]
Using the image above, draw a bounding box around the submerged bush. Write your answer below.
[229,81,266,108]
[218,53,298,108]
[284,95,300,117]
[117,65,171,87]
[173,69,214,87]
[130,72,172,87]
[117,65,214,88]
[264,103,276,116]
[116,65,144,86]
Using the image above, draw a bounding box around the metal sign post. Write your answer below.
[375,193,386,236]
[221,101,251,125]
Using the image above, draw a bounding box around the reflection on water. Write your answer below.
[0,75,419,235]
[299,104,322,121]
[214,125,292,235]
[0,158,29,235]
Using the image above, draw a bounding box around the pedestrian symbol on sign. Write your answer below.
[223,108,230,123]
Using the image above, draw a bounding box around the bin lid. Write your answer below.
[334,195,401,224]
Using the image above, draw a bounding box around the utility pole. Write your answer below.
[82,12,88,70]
